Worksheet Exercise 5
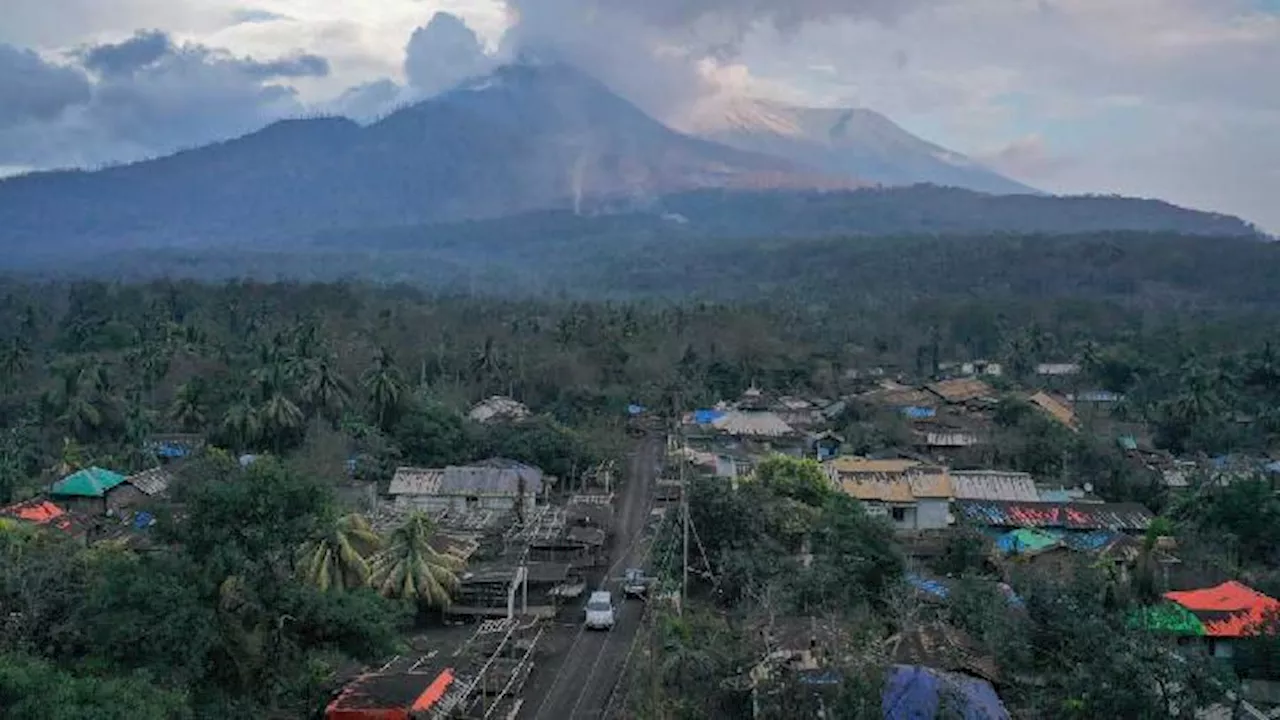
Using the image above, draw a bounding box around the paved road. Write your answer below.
[520,435,662,720]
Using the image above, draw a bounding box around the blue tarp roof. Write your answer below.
[627,404,646,416]
[900,406,937,419]
[907,573,951,599]
[693,409,726,425]
[883,665,1009,720]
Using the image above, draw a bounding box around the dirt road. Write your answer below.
[520,435,662,720]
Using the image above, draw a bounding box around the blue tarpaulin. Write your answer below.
[693,410,725,425]
[627,404,646,416]
[900,406,937,419]
[133,511,154,529]
[907,573,951,599]
[883,665,1009,720]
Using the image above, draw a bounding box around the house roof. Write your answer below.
[883,665,1009,720]
[325,664,455,715]
[51,467,126,498]
[922,432,981,448]
[889,623,1001,685]
[389,461,543,497]
[711,411,795,438]
[827,457,922,476]
[837,470,952,503]
[926,379,994,405]
[1028,392,1078,430]
[951,471,1039,502]
[467,396,530,424]
[0,499,80,535]
[124,467,171,496]
[954,500,1153,531]
[995,528,1061,555]
[1164,582,1280,638]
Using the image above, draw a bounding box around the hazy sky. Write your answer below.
[1,0,1276,231]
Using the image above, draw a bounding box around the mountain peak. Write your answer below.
[685,95,1037,195]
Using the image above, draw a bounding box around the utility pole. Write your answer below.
[680,433,689,618]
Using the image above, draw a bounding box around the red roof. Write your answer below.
[1164,581,1280,638]
[0,499,77,533]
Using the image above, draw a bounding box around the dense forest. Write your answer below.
[1,243,1279,717]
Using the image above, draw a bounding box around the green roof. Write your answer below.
[51,467,126,498]
[1117,435,1139,451]
[1129,603,1206,636]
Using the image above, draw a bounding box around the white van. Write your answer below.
[584,590,615,631]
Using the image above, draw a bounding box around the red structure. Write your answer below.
[1165,581,1280,638]
[326,666,455,720]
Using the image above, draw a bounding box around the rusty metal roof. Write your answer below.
[926,378,994,404]
[1028,392,1078,430]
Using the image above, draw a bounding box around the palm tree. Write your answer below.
[222,395,261,452]
[0,340,30,393]
[300,357,352,427]
[361,347,406,431]
[369,513,465,609]
[298,514,383,592]
[257,392,304,454]
[170,378,209,432]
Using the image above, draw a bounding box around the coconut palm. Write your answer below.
[369,512,465,609]
[299,357,352,426]
[169,378,209,431]
[361,347,406,431]
[222,395,261,452]
[299,514,383,592]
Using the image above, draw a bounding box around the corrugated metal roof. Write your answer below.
[841,478,916,503]
[711,411,795,438]
[954,500,1153,531]
[467,396,530,424]
[951,471,1039,502]
[827,457,922,476]
[1028,392,1078,430]
[389,462,544,497]
[51,467,126,498]
[124,467,171,496]
[926,378,994,404]
[922,432,980,447]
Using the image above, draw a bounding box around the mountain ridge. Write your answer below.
[684,97,1038,195]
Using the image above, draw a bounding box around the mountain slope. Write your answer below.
[685,97,1037,195]
[0,63,849,256]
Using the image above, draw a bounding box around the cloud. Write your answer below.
[0,30,333,169]
[323,78,404,122]
[230,8,291,25]
[404,12,494,97]
[0,44,91,128]
[79,29,171,76]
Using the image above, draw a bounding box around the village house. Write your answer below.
[49,466,127,515]
[467,396,531,425]
[106,467,173,512]
[825,457,952,530]
[925,378,996,407]
[953,499,1154,535]
[1028,391,1079,431]
[389,459,545,517]
[1142,581,1280,661]
[950,470,1039,503]
[1036,362,1081,377]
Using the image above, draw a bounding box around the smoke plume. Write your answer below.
[499,0,929,120]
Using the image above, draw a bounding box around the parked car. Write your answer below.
[623,568,651,599]
[584,590,616,631]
